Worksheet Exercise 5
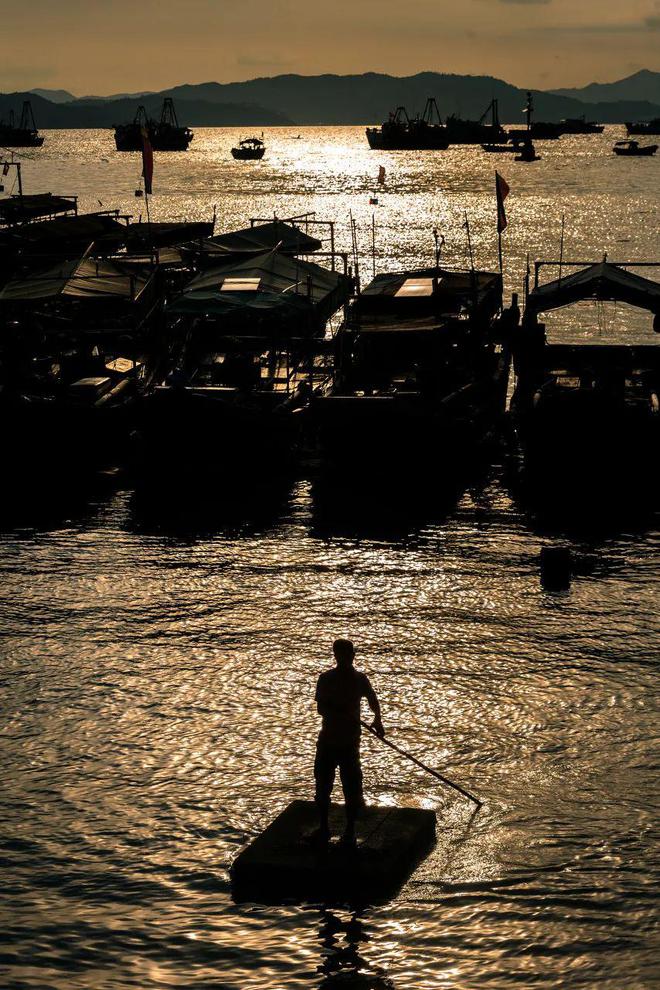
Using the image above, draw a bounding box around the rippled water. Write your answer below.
[1,129,659,989]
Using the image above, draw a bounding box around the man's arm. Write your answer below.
[363,677,385,737]
[316,675,338,717]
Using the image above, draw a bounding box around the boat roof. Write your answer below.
[0,212,127,252]
[191,220,322,263]
[124,220,215,249]
[355,267,502,325]
[0,193,78,226]
[527,262,660,315]
[170,248,350,331]
[0,255,151,303]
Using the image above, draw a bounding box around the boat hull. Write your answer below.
[613,145,658,156]
[231,148,265,160]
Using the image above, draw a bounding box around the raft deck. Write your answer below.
[231,800,436,903]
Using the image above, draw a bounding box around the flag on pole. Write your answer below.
[495,171,510,233]
[141,127,154,195]
[377,165,386,185]
[2,163,9,176]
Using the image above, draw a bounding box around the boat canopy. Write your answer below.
[356,267,502,326]
[124,220,215,249]
[0,256,151,303]
[1,212,128,255]
[170,249,350,336]
[191,221,323,264]
[527,262,660,316]
[0,193,78,226]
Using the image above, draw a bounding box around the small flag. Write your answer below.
[495,171,510,233]
[377,165,386,186]
[369,196,379,205]
[2,163,9,176]
[141,126,154,195]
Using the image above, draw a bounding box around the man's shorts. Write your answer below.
[314,736,363,813]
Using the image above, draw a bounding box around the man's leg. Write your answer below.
[339,744,364,843]
[314,739,336,839]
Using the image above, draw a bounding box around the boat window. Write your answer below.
[220,277,261,292]
[395,277,437,297]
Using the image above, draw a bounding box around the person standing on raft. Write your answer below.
[314,639,385,845]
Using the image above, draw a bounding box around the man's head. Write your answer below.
[333,638,355,670]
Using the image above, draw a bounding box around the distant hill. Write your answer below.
[151,72,660,124]
[4,71,660,128]
[0,91,293,127]
[552,70,660,107]
[28,88,76,104]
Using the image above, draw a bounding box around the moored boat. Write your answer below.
[231,135,266,160]
[559,116,604,135]
[141,245,352,475]
[511,259,660,486]
[613,140,658,157]
[114,99,193,151]
[626,118,660,136]
[0,101,44,148]
[311,262,515,469]
[0,253,165,473]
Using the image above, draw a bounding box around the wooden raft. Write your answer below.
[231,800,436,902]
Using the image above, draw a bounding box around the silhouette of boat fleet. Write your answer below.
[0,169,658,490]
[1,95,658,159]
[367,93,659,160]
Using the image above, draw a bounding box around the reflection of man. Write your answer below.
[314,639,384,846]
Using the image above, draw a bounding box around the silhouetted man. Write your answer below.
[314,639,384,845]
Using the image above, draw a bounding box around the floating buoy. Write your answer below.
[540,546,572,590]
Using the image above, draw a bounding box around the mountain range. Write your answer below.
[3,70,660,128]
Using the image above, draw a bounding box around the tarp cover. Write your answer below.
[192,221,322,262]
[355,267,502,325]
[170,250,349,333]
[0,256,150,303]
[0,193,78,226]
[7,212,127,248]
[125,220,214,249]
[528,262,660,315]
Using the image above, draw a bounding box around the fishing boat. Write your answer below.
[231,135,266,160]
[626,118,660,136]
[0,253,164,472]
[510,259,660,485]
[0,101,44,147]
[515,140,541,162]
[114,99,193,151]
[141,247,351,474]
[444,99,507,145]
[366,99,449,150]
[312,263,515,468]
[613,140,658,157]
[559,116,604,135]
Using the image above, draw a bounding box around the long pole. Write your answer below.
[371,212,376,279]
[464,212,475,274]
[361,721,482,807]
[558,213,565,290]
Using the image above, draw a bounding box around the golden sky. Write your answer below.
[1,0,659,94]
